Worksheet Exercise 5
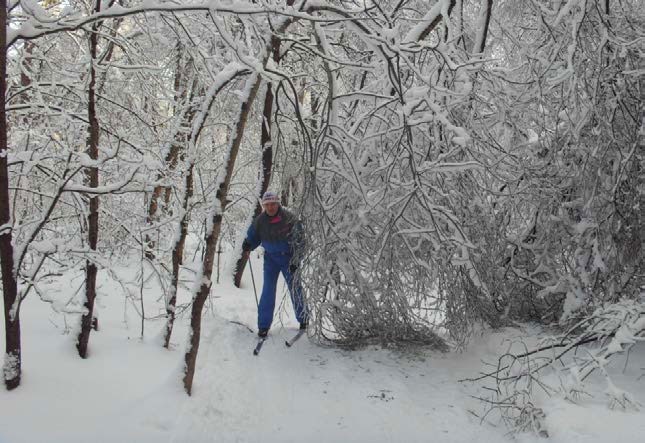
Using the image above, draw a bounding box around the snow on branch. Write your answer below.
[7,0,366,48]
[62,166,139,195]
[463,298,645,436]
[404,0,455,43]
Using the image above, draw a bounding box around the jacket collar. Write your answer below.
[264,206,282,219]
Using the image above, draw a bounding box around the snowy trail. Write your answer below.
[169,317,506,443]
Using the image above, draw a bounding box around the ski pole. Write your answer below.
[248,255,259,308]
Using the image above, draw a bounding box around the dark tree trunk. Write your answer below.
[162,66,246,351]
[232,34,281,288]
[233,83,275,287]
[183,75,262,395]
[161,68,218,348]
[0,0,21,390]
[473,0,493,54]
[163,163,194,348]
[145,47,195,260]
[145,140,183,259]
[76,1,102,359]
[418,0,456,41]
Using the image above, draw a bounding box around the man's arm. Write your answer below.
[243,218,261,251]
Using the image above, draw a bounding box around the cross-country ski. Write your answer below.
[285,330,306,348]
[253,337,267,356]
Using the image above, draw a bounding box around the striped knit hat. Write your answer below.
[261,191,280,204]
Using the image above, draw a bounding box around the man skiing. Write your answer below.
[242,191,307,338]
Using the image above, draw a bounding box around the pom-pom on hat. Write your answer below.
[261,191,280,204]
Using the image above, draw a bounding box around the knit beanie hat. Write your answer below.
[261,191,280,204]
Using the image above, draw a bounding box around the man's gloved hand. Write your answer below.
[242,240,252,252]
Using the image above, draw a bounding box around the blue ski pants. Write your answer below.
[258,252,307,330]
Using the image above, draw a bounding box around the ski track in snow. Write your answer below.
[170,318,503,443]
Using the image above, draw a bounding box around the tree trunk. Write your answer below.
[183,75,262,395]
[233,83,276,288]
[76,1,102,359]
[161,65,244,348]
[472,0,493,54]
[232,33,282,288]
[163,163,194,348]
[417,0,456,42]
[0,0,21,390]
[145,46,195,260]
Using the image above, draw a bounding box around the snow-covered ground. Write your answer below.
[2,254,644,443]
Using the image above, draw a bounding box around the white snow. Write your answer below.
[1,254,644,442]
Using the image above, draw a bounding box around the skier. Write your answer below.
[242,191,307,338]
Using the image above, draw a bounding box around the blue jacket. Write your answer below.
[245,207,304,258]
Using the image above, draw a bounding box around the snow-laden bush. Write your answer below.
[298,0,643,354]
[467,297,645,436]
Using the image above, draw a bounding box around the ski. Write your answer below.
[285,330,306,348]
[253,337,267,356]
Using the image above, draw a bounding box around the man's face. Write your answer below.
[263,202,279,216]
